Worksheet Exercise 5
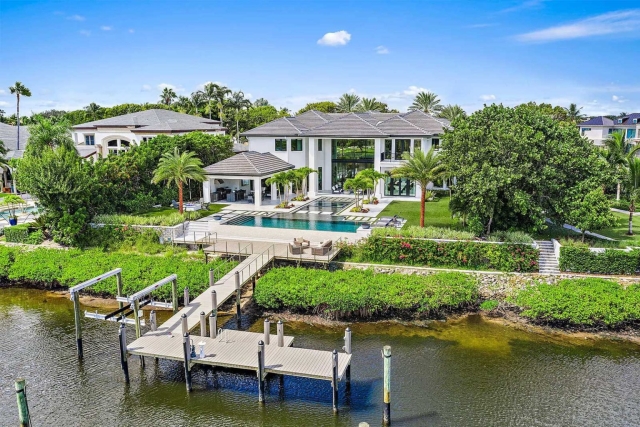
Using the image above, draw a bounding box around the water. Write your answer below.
[2,288,640,426]
[295,197,354,214]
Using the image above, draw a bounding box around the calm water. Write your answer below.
[2,288,640,426]
[227,215,361,232]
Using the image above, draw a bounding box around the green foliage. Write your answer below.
[565,188,615,241]
[0,246,235,298]
[486,231,534,244]
[442,103,611,234]
[479,299,499,311]
[254,267,479,319]
[5,224,30,243]
[514,278,640,327]
[611,199,631,211]
[94,213,185,227]
[296,101,338,114]
[559,246,639,275]
[372,226,476,240]
[352,236,538,272]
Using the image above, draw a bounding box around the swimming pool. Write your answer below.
[293,197,354,214]
[226,214,361,232]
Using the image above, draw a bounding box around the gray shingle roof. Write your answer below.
[579,116,614,126]
[579,114,640,127]
[241,110,449,138]
[0,123,29,157]
[203,151,294,176]
[73,109,225,133]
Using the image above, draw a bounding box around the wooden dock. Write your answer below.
[202,238,343,263]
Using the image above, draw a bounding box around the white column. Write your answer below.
[203,179,211,203]
[253,178,262,207]
[374,138,383,199]
[271,182,278,201]
[308,138,317,197]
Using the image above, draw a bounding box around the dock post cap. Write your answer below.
[258,340,264,346]
[383,346,391,357]
[277,319,283,324]
[211,289,216,294]
[181,313,187,318]
[346,327,351,332]
[200,311,205,315]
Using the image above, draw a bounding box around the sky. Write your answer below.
[1,0,639,117]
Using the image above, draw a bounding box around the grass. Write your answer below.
[378,197,462,229]
[534,213,640,248]
[138,203,228,220]
[593,212,640,245]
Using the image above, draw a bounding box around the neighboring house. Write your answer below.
[578,113,640,146]
[72,109,226,157]
[206,110,449,203]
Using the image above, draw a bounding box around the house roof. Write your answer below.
[579,113,640,127]
[579,117,615,126]
[203,151,294,177]
[242,109,450,138]
[73,109,225,133]
[0,123,30,158]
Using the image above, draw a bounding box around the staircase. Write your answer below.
[175,221,214,244]
[537,240,560,275]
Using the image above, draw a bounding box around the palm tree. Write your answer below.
[265,171,292,205]
[84,102,102,121]
[295,167,317,197]
[190,91,205,114]
[253,98,270,107]
[565,103,586,124]
[357,97,384,112]
[159,87,177,105]
[336,93,361,112]
[228,91,251,139]
[437,104,467,122]
[603,132,639,200]
[174,96,191,113]
[626,157,640,235]
[26,117,75,155]
[409,91,442,115]
[201,83,231,121]
[151,148,206,214]
[391,148,445,227]
[344,176,371,210]
[356,168,386,201]
[9,82,32,151]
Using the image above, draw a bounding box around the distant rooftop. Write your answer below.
[242,110,450,138]
[0,123,95,159]
[579,113,640,127]
[203,151,294,177]
[73,109,225,133]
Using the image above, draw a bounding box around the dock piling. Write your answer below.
[181,313,188,336]
[133,300,142,339]
[183,333,192,392]
[277,320,284,347]
[257,340,266,404]
[184,287,190,306]
[14,378,31,427]
[264,319,270,345]
[116,271,123,310]
[171,278,178,313]
[209,268,214,287]
[200,311,207,337]
[119,323,130,383]
[235,271,241,318]
[150,310,157,332]
[332,349,339,413]
[72,291,83,359]
[210,290,217,338]
[344,327,352,389]
[383,345,391,426]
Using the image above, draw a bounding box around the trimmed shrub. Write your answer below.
[94,213,186,227]
[559,246,639,275]
[5,224,30,243]
[372,226,476,240]
[254,267,479,319]
[352,236,538,272]
[514,278,640,328]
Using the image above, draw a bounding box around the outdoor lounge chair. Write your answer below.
[293,237,310,248]
[311,240,332,256]
[289,243,304,255]
[331,185,344,194]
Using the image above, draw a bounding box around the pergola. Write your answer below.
[202,151,295,207]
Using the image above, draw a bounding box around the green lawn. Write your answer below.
[139,203,228,219]
[594,212,640,244]
[378,197,462,229]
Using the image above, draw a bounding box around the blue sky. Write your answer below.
[1,0,639,116]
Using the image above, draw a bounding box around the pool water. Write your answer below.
[294,197,353,214]
[227,214,361,232]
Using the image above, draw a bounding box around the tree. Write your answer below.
[441,103,610,234]
[201,83,231,122]
[391,149,445,227]
[265,171,292,205]
[159,87,177,105]
[356,168,386,200]
[227,91,251,139]
[295,166,317,196]
[343,175,371,210]
[336,93,361,113]
[151,148,206,214]
[9,81,31,151]
[235,106,288,135]
[603,132,638,200]
[26,117,75,155]
[84,102,102,121]
[0,194,26,220]
[626,157,640,235]
[190,91,206,114]
[253,98,270,107]
[296,101,338,114]
[357,97,385,112]
[437,104,467,122]
[174,96,191,113]
[566,188,615,241]
[565,103,586,124]
[409,91,442,114]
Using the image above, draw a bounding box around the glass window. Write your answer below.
[384,176,416,197]
[395,139,410,160]
[275,139,287,151]
[384,139,392,161]
[318,166,323,191]
[581,128,591,136]
[331,139,375,160]
[84,135,95,145]
[107,140,118,147]
[317,139,323,151]
[413,139,421,152]
[432,138,440,150]
[291,139,303,151]
[121,140,130,147]
[628,129,637,139]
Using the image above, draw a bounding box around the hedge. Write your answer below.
[254,267,479,319]
[352,236,538,272]
[5,224,30,243]
[559,246,640,275]
[514,278,640,328]
[0,246,236,299]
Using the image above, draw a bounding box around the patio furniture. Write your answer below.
[226,192,237,202]
[289,243,304,255]
[331,185,344,194]
[171,200,179,209]
[293,237,310,248]
[247,194,254,204]
[311,240,332,256]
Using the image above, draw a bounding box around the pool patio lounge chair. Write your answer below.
[372,216,394,227]
[311,240,332,256]
[331,185,344,194]
[289,243,304,255]
[293,237,310,248]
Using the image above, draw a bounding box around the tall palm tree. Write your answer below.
[409,91,442,115]
[201,83,232,121]
[626,157,640,235]
[228,91,252,139]
[356,168,386,200]
[295,166,318,196]
[391,148,445,227]
[437,104,467,122]
[190,91,206,114]
[603,132,639,200]
[265,171,292,205]
[565,103,587,124]
[357,97,384,112]
[9,82,32,151]
[151,148,206,214]
[84,102,102,121]
[26,117,75,155]
[336,93,361,112]
[159,87,177,105]
[174,96,191,113]
[253,98,270,107]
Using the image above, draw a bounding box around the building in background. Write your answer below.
[578,113,640,146]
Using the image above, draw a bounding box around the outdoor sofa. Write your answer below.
[311,240,332,256]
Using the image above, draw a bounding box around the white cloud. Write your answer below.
[516,9,640,43]
[480,94,496,101]
[0,101,9,107]
[128,29,135,33]
[141,85,151,92]
[499,0,546,14]
[196,81,225,91]
[403,86,428,96]
[0,89,6,95]
[317,30,351,46]
[100,26,112,31]
[79,30,91,36]
[245,93,253,100]
[157,83,184,93]
[612,95,626,103]
[375,45,389,54]
[67,14,85,21]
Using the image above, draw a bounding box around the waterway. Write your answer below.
[1,288,640,426]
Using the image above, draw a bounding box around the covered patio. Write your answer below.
[202,151,295,207]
